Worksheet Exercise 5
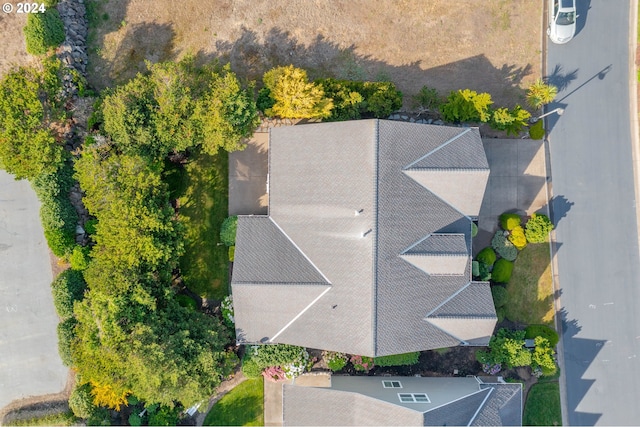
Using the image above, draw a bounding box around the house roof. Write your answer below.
[282,376,523,426]
[231,119,495,356]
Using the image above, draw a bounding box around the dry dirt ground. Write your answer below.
[78,0,542,108]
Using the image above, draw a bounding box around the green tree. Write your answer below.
[220,216,238,246]
[57,317,77,366]
[262,65,333,119]
[526,78,558,109]
[440,89,493,123]
[69,383,98,419]
[478,328,531,368]
[51,269,87,319]
[531,336,557,376]
[525,213,554,243]
[362,81,403,118]
[0,63,65,179]
[490,105,531,136]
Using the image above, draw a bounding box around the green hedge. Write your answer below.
[220,216,238,247]
[374,352,420,367]
[476,247,497,267]
[525,324,559,347]
[51,269,86,320]
[68,383,97,419]
[500,213,522,230]
[316,78,403,121]
[492,259,514,284]
[491,285,508,308]
[24,8,65,55]
[241,357,262,379]
[57,317,76,366]
[529,120,545,140]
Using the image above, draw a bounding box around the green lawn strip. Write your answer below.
[173,150,229,301]
[504,241,554,326]
[5,410,77,426]
[203,378,264,426]
[523,381,562,426]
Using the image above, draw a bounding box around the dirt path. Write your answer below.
[194,369,248,426]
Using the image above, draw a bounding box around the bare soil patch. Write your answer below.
[86,0,541,108]
[0,11,37,77]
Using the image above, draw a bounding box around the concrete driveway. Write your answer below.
[0,171,67,411]
[229,133,269,216]
[476,138,549,251]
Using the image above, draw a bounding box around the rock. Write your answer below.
[434,120,444,125]
[409,117,415,123]
[427,119,433,124]
[400,115,409,120]
[75,225,85,235]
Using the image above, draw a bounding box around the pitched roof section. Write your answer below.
[425,281,497,344]
[473,383,523,426]
[402,233,468,276]
[403,127,489,217]
[422,388,491,426]
[232,216,328,285]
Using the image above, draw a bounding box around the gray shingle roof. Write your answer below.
[231,119,495,355]
[282,376,523,426]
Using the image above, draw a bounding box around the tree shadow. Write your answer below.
[545,64,579,93]
[557,306,604,425]
[549,194,574,227]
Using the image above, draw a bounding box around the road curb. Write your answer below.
[629,0,640,257]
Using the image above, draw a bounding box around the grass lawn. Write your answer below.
[504,241,554,325]
[523,382,562,426]
[203,378,264,426]
[165,150,229,301]
[5,410,77,426]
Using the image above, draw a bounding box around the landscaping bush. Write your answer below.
[489,105,531,136]
[472,260,480,278]
[323,351,348,371]
[256,87,275,114]
[84,219,98,235]
[221,295,234,328]
[228,245,235,262]
[374,352,420,367]
[525,324,559,347]
[508,225,527,250]
[529,120,545,140]
[525,213,554,243]
[440,89,493,123]
[68,383,97,419]
[491,285,508,308]
[148,405,180,426]
[471,222,478,237]
[350,355,374,371]
[57,317,77,367]
[317,79,402,120]
[526,78,558,109]
[476,247,497,267]
[531,337,557,376]
[496,306,506,322]
[499,213,522,230]
[44,228,76,258]
[128,413,143,427]
[51,269,87,320]
[244,344,311,379]
[69,245,91,271]
[477,262,492,281]
[176,294,197,311]
[362,81,403,118]
[476,328,531,368]
[412,85,442,111]
[24,8,65,55]
[220,216,238,246]
[491,231,518,261]
[492,259,514,284]
[241,357,263,379]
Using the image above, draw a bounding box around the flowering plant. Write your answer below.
[221,295,234,328]
[482,363,502,375]
[323,351,348,371]
[282,348,311,379]
[262,366,288,382]
[350,354,374,372]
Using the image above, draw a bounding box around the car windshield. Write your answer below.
[557,11,575,25]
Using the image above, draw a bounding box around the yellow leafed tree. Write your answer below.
[263,65,333,119]
[90,380,130,411]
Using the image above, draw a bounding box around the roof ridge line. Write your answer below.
[427,314,498,319]
[424,282,471,317]
[404,167,490,172]
[403,127,472,170]
[467,386,494,426]
[372,118,380,357]
[233,281,332,286]
[402,170,473,219]
[268,286,332,343]
[421,386,490,415]
[267,216,331,285]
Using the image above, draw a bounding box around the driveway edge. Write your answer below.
[630,0,640,258]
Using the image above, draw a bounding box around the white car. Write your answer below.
[547,0,577,44]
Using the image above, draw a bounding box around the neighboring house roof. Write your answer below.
[231,119,495,356]
[282,376,523,426]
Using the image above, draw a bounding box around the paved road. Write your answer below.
[0,171,67,411]
[547,1,640,424]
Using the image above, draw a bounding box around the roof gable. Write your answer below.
[401,233,469,276]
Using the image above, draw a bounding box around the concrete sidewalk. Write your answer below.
[476,138,548,252]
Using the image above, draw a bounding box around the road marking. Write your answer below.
[629,355,637,359]
[589,304,597,309]
[602,359,610,363]
[603,302,614,306]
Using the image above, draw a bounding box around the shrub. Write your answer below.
[526,78,558,109]
[531,337,557,376]
[69,245,91,271]
[476,247,497,267]
[477,262,492,281]
[479,329,531,368]
[221,295,234,328]
[69,383,97,419]
[220,216,238,246]
[471,222,478,237]
[489,105,531,136]
[412,85,442,111]
[51,269,87,319]
[262,365,288,382]
[244,344,310,379]
[350,355,374,371]
[24,8,65,55]
[241,357,262,379]
[228,245,235,262]
[44,228,76,257]
[508,226,527,250]
[491,285,508,308]
[362,81,403,117]
[256,87,275,114]
[148,405,180,427]
[176,294,197,311]
[525,213,554,243]
[128,413,143,427]
[440,89,493,123]
[316,78,365,121]
[491,231,518,261]
[323,351,348,371]
[492,259,514,284]
[262,65,333,119]
[500,213,522,230]
[57,317,77,366]
[496,306,506,322]
[472,260,480,277]
[525,324,559,347]
[529,120,545,140]
[84,219,98,235]
[374,352,420,367]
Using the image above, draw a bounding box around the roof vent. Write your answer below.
[362,228,372,237]
[355,209,364,216]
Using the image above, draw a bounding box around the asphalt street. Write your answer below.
[0,171,67,411]
[547,1,640,424]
